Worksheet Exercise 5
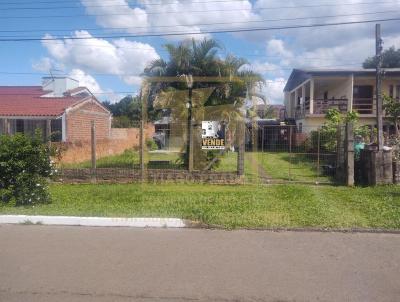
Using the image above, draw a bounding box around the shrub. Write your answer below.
[0,132,53,206]
[146,138,158,151]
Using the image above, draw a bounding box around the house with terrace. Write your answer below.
[284,68,400,133]
[0,77,112,142]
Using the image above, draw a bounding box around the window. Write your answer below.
[389,85,394,98]
[396,85,400,100]
[51,119,62,142]
[323,91,328,100]
[298,123,303,133]
[353,85,373,98]
[16,120,24,133]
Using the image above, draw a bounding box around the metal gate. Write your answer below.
[246,124,341,184]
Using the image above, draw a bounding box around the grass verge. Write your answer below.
[1,184,399,230]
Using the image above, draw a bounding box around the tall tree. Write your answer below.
[142,38,264,169]
[363,46,400,68]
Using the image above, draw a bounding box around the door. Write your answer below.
[353,85,373,114]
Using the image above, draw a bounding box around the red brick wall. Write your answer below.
[59,124,155,164]
[66,100,111,142]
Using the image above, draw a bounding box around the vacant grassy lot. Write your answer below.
[256,152,334,183]
[62,149,238,171]
[1,184,399,229]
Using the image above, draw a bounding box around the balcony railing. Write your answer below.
[313,98,348,115]
[353,98,374,115]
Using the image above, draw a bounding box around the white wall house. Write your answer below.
[283,68,400,133]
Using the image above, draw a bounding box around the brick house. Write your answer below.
[0,77,112,142]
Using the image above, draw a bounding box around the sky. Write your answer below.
[0,0,400,104]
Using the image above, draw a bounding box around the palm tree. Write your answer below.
[143,38,264,170]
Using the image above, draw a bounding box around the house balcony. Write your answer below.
[353,97,375,115]
[313,98,348,115]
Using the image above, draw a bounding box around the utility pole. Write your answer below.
[375,23,384,150]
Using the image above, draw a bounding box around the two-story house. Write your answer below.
[283,68,400,133]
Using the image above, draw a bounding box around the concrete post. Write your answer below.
[46,119,52,142]
[4,118,10,135]
[309,79,314,114]
[348,75,354,112]
[140,119,145,181]
[140,82,149,182]
[237,121,245,176]
[91,121,97,183]
[345,123,355,186]
[301,85,306,116]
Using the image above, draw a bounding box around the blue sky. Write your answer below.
[1,0,400,104]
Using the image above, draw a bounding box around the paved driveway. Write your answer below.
[0,225,399,301]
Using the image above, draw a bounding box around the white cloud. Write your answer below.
[69,69,104,94]
[267,39,293,60]
[41,30,160,86]
[32,57,65,73]
[82,0,148,30]
[263,78,286,104]
[81,0,258,40]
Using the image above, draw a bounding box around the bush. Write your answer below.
[309,126,338,153]
[146,138,158,151]
[0,133,53,206]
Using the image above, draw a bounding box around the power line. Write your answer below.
[0,9,396,35]
[0,0,399,19]
[0,0,252,9]
[1,17,400,41]
[0,63,367,79]
[0,0,249,7]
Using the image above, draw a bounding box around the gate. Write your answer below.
[246,124,341,184]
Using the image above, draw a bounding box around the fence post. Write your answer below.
[335,124,342,182]
[188,121,194,172]
[4,118,10,135]
[140,119,145,181]
[288,126,293,181]
[345,122,355,186]
[139,82,149,182]
[91,120,97,183]
[46,119,52,143]
[317,130,321,181]
[237,121,245,176]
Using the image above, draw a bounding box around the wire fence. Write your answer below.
[245,124,343,184]
[52,118,350,185]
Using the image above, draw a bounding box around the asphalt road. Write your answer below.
[0,225,399,302]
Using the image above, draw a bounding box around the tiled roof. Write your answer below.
[0,86,86,117]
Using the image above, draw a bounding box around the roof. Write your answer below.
[283,68,400,92]
[0,86,87,117]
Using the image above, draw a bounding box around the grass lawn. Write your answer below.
[62,149,241,172]
[254,152,334,183]
[1,183,399,229]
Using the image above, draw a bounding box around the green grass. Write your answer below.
[62,149,139,169]
[254,152,333,183]
[215,152,238,172]
[1,183,399,229]
[62,149,241,172]
[62,150,183,169]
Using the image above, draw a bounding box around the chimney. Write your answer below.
[42,76,79,97]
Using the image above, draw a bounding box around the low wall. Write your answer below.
[56,169,242,184]
[58,124,155,164]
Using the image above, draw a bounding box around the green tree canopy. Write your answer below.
[363,46,400,68]
[143,38,264,119]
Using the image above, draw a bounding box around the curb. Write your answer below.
[0,215,188,228]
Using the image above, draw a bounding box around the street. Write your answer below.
[0,225,399,302]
